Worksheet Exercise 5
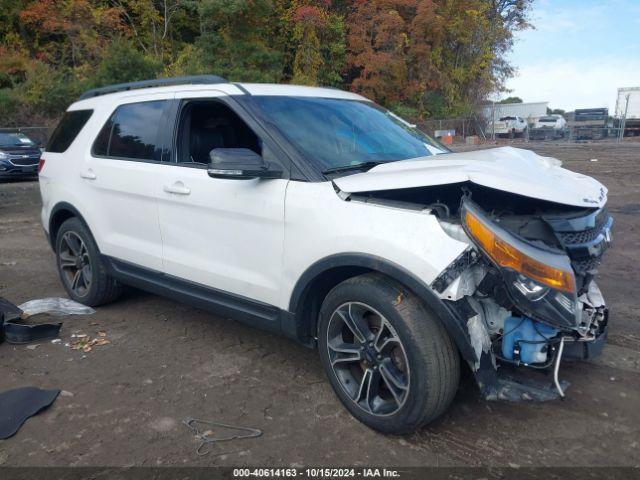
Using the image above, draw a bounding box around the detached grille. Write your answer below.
[555,210,612,248]
[574,256,602,273]
[558,221,606,245]
[549,209,613,276]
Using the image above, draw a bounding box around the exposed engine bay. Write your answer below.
[342,180,613,401]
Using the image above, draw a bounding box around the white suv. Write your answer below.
[489,115,528,137]
[39,76,612,433]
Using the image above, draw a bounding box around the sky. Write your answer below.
[502,0,640,112]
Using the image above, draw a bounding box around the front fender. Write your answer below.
[289,252,477,364]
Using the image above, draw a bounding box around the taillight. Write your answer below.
[38,157,45,174]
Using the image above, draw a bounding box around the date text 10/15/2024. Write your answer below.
[233,468,401,478]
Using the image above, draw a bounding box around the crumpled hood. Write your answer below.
[333,147,607,208]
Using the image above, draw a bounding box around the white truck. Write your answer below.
[488,115,528,138]
[530,114,567,140]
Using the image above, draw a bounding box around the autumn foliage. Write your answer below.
[0,0,531,125]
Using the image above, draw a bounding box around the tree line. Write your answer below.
[0,0,532,126]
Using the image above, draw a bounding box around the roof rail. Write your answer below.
[78,75,228,100]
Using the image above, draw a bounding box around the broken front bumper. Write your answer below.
[564,308,609,360]
[475,323,608,402]
[439,272,610,402]
[434,199,613,402]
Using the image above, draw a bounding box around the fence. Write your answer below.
[417,117,488,140]
[1,122,633,151]
[417,117,631,145]
[525,125,628,143]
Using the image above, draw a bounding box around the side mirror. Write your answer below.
[207,148,282,180]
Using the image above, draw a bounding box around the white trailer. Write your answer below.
[481,101,549,123]
[615,87,640,136]
[481,101,549,138]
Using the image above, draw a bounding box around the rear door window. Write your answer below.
[92,100,167,161]
[47,110,93,152]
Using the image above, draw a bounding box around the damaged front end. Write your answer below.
[433,193,612,401]
[332,147,614,402]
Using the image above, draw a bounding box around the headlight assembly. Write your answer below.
[461,199,579,328]
[513,274,550,301]
[463,204,575,293]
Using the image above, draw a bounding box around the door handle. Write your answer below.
[80,169,97,180]
[163,182,191,195]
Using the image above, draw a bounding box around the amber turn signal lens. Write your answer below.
[464,210,574,293]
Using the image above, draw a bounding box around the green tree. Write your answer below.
[500,96,523,103]
[0,49,80,125]
[196,0,283,82]
[89,38,163,87]
[107,0,198,61]
[317,10,345,87]
[285,2,345,87]
[291,8,323,85]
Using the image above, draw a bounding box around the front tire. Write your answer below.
[318,274,460,434]
[55,217,122,307]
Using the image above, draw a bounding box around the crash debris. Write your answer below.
[1,296,95,345]
[68,332,111,353]
[183,417,262,456]
[17,297,95,318]
[0,387,60,440]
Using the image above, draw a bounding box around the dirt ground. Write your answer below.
[0,142,639,467]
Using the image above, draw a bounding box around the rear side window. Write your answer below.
[47,110,93,153]
[92,100,167,161]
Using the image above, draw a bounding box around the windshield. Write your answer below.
[0,132,37,147]
[248,96,448,173]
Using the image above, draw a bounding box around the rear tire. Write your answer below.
[318,273,460,434]
[55,217,122,307]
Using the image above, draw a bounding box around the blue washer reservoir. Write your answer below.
[502,317,558,364]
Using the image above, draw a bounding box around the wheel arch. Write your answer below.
[288,253,476,363]
[48,202,96,250]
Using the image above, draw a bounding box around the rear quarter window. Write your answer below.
[91,100,167,161]
[46,110,93,153]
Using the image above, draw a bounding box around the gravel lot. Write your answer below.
[0,142,639,467]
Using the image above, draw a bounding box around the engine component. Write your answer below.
[501,317,558,365]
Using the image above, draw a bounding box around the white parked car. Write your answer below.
[489,115,528,137]
[534,114,566,131]
[531,115,567,139]
[39,76,612,433]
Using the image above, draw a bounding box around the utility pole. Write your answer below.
[491,102,496,141]
[620,94,630,141]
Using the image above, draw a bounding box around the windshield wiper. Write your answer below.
[322,161,385,175]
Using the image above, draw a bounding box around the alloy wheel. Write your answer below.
[326,302,410,416]
[58,231,92,297]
